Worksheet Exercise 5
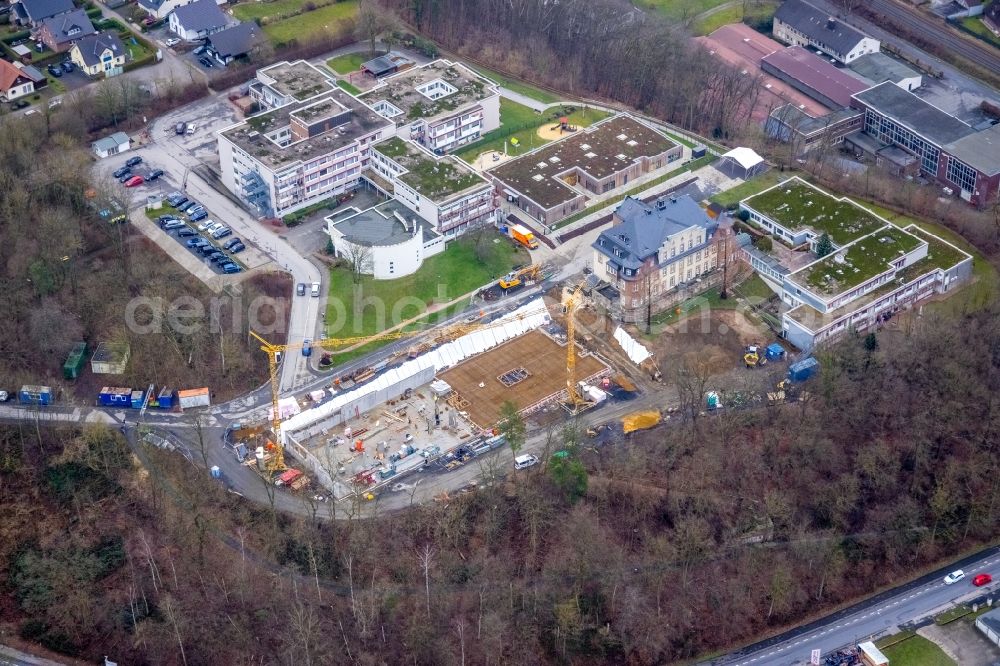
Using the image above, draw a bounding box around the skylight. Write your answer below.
[416,78,457,101]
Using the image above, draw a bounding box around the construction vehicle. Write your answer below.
[508,223,539,250]
[622,410,661,434]
[743,343,767,368]
[498,264,541,290]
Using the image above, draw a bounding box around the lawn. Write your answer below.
[692,1,779,36]
[337,79,361,95]
[635,0,729,22]
[472,65,561,105]
[455,99,609,163]
[325,234,528,338]
[232,0,320,21]
[260,0,358,44]
[881,636,955,666]
[327,52,366,75]
[958,16,1000,49]
[709,169,787,208]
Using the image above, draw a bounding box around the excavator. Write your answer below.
[498,264,541,291]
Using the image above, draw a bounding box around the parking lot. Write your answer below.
[156,193,247,275]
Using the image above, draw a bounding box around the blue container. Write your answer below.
[20,385,53,406]
[788,357,819,382]
[157,387,174,409]
[130,390,145,409]
[210,465,221,479]
[765,343,786,360]
[98,387,132,407]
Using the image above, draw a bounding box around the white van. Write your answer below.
[513,454,538,470]
[310,282,320,297]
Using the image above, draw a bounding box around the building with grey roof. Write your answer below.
[765,104,863,152]
[976,606,1000,648]
[848,82,999,207]
[205,22,262,65]
[13,0,74,26]
[38,8,96,51]
[773,0,880,64]
[168,0,231,41]
[847,52,921,91]
[326,199,445,279]
[218,60,394,218]
[591,194,721,322]
[488,114,682,227]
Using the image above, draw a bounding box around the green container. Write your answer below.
[63,342,88,380]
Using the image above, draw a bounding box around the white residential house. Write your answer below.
[92,132,132,158]
[773,0,880,64]
[168,0,231,41]
[0,58,35,101]
[138,0,226,21]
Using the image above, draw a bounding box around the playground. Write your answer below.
[536,116,580,141]
[472,150,513,171]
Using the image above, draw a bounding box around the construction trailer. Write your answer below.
[177,388,211,409]
[19,385,54,406]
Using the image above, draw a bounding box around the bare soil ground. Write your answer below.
[438,329,608,428]
[645,310,770,375]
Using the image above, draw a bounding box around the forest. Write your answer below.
[0,90,280,402]
[1,301,997,664]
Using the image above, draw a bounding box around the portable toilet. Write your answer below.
[705,391,720,410]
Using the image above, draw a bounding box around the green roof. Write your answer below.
[743,177,885,246]
[792,225,924,295]
[374,137,487,203]
[902,226,970,273]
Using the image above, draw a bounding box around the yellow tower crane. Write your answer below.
[562,278,592,411]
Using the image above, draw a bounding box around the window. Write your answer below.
[946,157,977,194]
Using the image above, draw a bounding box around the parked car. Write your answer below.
[229,243,245,253]
[186,238,208,248]
[196,219,215,231]
[973,573,993,586]
[125,156,143,168]
[189,210,209,222]
[301,339,312,357]
[124,175,144,187]
[212,254,231,264]
[181,200,200,213]
[205,222,224,234]
[513,454,539,470]
[60,60,73,73]
[162,220,185,230]
[47,64,62,77]
[193,44,208,55]
[207,252,226,262]
[177,228,196,237]
[118,172,134,183]
[112,166,131,179]
[165,37,180,47]
[158,215,179,225]
[169,196,189,209]
[199,244,218,255]
[147,169,164,182]
[142,16,155,26]
[311,282,320,297]
[198,56,214,68]
[296,283,306,296]
[944,570,965,585]
[223,237,241,250]
[212,227,232,240]
[221,262,241,274]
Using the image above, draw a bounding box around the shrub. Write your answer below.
[755,235,773,252]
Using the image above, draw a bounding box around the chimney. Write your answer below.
[655,197,667,210]
[670,194,677,204]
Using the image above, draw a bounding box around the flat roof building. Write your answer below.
[773,0,880,64]
[368,137,496,235]
[488,114,682,227]
[218,60,394,218]
[360,60,500,154]
[847,52,922,91]
[760,46,869,109]
[325,199,446,279]
[766,104,863,152]
[848,82,999,207]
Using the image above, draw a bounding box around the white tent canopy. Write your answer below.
[280,299,552,442]
[719,147,767,178]
[613,327,651,365]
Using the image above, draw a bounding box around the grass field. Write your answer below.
[881,636,955,666]
[455,99,609,163]
[325,234,528,338]
[337,79,361,95]
[472,66,561,105]
[635,0,730,22]
[327,52,366,75]
[958,16,1000,49]
[257,0,357,44]
[692,1,778,36]
[709,169,786,207]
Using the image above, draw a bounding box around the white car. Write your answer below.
[165,37,180,47]
[944,570,965,585]
[0,391,8,402]
[196,219,215,231]
[513,454,539,470]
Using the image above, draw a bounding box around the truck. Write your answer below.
[19,385,54,406]
[508,224,539,250]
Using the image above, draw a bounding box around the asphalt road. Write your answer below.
[712,547,1000,665]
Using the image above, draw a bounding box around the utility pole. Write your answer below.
[720,232,730,300]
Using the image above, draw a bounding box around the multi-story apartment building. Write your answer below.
[360,60,500,154]
[773,0,880,64]
[218,60,393,218]
[740,178,972,350]
[591,194,725,323]
[367,137,496,236]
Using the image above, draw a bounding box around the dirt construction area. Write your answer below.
[438,329,609,428]
[646,309,772,376]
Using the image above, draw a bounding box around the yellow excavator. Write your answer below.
[498,264,541,290]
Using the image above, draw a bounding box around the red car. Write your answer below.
[124,175,144,188]
[973,573,992,586]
